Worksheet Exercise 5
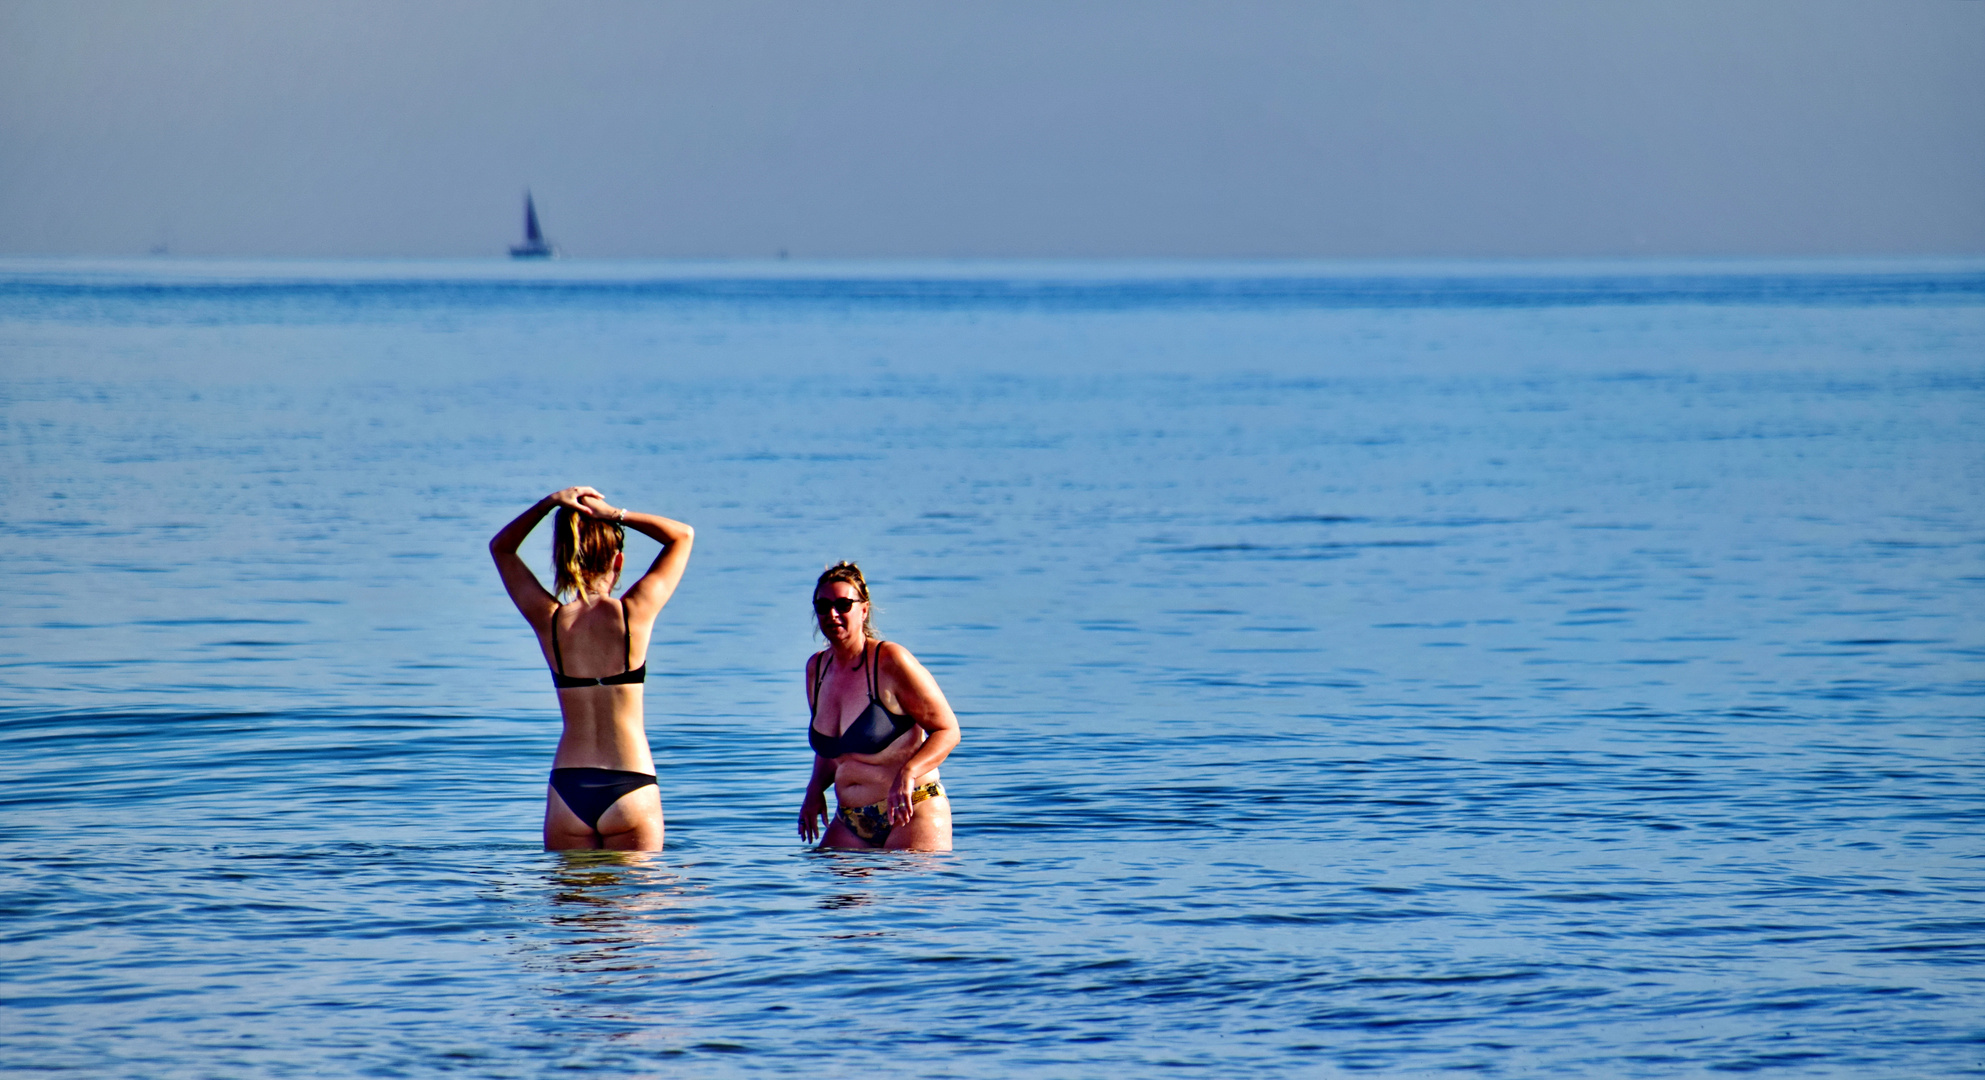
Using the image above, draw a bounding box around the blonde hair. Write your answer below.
[552,507,624,601]
[815,560,879,641]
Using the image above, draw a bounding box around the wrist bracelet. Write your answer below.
[616,507,627,524]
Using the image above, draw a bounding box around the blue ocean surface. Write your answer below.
[1,257,1981,1077]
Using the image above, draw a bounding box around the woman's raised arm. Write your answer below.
[578,493,693,622]
[489,486,599,629]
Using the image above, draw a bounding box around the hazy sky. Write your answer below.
[2,0,1981,258]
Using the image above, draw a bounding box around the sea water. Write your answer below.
[0,257,1980,1077]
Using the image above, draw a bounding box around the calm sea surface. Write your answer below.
[1,257,1981,1077]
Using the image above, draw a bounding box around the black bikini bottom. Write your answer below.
[549,767,658,831]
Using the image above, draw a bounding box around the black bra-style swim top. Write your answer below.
[808,641,915,757]
[549,600,647,689]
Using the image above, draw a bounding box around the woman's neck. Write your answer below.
[828,637,867,667]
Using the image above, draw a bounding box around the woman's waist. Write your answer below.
[833,764,942,806]
[551,751,657,774]
[552,723,655,772]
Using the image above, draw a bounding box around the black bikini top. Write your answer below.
[808,641,914,758]
[549,600,647,689]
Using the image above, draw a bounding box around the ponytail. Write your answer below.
[551,507,625,601]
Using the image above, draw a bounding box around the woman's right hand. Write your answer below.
[798,787,830,844]
[549,486,605,515]
[577,492,624,521]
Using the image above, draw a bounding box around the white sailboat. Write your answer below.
[509,192,556,258]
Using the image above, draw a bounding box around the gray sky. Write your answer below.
[2,0,1981,258]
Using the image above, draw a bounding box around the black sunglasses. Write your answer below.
[813,597,860,615]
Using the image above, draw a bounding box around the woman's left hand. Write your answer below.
[887,769,918,826]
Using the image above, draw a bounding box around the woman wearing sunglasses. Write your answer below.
[490,486,693,850]
[798,561,960,850]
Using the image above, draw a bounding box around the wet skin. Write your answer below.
[798,581,961,851]
[491,486,694,851]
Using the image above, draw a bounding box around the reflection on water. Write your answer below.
[820,890,875,911]
[515,852,716,1049]
[534,851,701,970]
[809,849,953,914]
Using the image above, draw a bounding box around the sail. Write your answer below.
[511,191,554,258]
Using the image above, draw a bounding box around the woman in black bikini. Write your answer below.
[491,486,693,850]
[798,562,961,851]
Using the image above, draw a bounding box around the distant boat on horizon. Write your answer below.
[509,192,556,258]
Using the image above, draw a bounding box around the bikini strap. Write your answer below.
[867,640,882,701]
[621,599,632,673]
[549,604,566,676]
[806,651,824,720]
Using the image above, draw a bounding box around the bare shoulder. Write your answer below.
[875,640,956,723]
[876,640,933,682]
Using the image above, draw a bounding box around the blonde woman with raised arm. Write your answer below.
[490,487,693,850]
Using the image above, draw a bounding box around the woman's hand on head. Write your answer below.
[578,493,623,520]
[550,486,605,515]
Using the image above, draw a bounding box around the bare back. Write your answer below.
[490,488,693,851]
[541,597,656,773]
